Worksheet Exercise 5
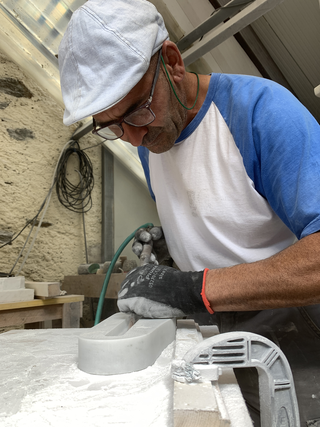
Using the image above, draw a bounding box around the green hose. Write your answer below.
[94,223,154,325]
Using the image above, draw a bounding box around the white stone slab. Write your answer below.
[0,288,34,304]
[25,281,61,297]
[0,276,25,291]
[0,323,253,427]
[0,328,175,427]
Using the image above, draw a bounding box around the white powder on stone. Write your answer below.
[0,329,175,427]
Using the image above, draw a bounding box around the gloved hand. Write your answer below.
[132,226,172,266]
[117,264,213,318]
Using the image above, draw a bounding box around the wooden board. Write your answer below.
[62,273,127,299]
[0,305,63,327]
[0,295,84,329]
[0,294,84,311]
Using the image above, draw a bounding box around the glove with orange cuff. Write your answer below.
[117,264,213,318]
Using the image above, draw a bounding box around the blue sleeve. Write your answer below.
[137,146,155,201]
[214,74,320,240]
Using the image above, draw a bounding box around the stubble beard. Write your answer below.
[142,106,187,154]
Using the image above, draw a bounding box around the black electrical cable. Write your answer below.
[0,195,48,250]
[0,139,74,251]
[55,140,94,213]
[1,139,95,277]
[0,182,54,276]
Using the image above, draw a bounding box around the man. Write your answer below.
[58,0,320,425]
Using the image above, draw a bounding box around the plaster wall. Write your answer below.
[0,49,160,281]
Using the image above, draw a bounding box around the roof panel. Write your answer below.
[1,0,85,56]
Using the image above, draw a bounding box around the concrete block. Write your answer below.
[25,281,61,298]
[0,276,25,291]
[0,288,34,304]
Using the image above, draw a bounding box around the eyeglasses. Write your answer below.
[92,51,162,141]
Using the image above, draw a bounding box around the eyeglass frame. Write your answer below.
[92,51,162,141]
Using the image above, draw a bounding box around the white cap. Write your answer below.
[58,0,169,125]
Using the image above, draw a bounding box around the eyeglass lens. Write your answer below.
[94,51,161,140]
[124,106,155,126]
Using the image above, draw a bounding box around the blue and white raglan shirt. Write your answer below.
[138,74,320,272]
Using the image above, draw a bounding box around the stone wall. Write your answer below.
[0,48,100,281]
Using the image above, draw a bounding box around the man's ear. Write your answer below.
[161,41,185,83]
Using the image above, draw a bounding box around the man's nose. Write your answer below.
[122,123,148,147]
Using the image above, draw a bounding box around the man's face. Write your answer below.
[93,61,187,154]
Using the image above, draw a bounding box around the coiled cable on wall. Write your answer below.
[2,139,94,276]
[55,140,94,213]
[13,139,76,276]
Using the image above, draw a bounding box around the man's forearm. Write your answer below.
[206,232,320,311]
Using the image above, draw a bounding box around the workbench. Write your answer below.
[0,294,84,329]
[0,321,252,427]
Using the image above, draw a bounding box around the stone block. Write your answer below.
[0,288,34,304]
[0,276,25,291]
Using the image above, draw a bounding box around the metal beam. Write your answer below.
[71,120,93,140]
[182,0,285,67]
[177,0,254,52]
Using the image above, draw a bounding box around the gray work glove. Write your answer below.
[132,226,173,266]
[117,264,213,318]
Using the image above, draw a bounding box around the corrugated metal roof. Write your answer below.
[0,0,84,57]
